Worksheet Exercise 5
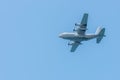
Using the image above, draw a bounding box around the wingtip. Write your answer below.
[70,51,75,52]
[84,13,88,15]
[70,49,75,52]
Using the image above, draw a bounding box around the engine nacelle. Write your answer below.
[73,29,75,31]
[68,42,75,45]
[73,26,79,31]
[75,23,80,26]
[68,41,81,45]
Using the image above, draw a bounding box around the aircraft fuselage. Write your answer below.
[59,32,98,42]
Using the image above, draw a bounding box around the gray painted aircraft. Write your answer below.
[59,13,105,52]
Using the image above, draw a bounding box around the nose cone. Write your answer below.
[59,33,63,38]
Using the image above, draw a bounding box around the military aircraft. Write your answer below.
[59,13,105,52]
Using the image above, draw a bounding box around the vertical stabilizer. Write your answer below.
[95,27,102,35]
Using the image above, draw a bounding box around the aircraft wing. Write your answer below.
[77,13,88,35]
[70,42,80,52]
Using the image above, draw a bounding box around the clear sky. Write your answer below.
[0,0,120,80]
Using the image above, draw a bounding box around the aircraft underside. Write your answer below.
[64,34,97,42]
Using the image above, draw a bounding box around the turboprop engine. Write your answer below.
[68,41,75,45]
[75,23,80,26]
[68,41,81,45]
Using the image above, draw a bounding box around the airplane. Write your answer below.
[59,13,105,52]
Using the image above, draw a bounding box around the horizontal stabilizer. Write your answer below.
[96,28,105,43]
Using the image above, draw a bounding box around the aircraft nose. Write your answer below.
[59,33,63,38]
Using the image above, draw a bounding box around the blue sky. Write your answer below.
[0,0,120,80]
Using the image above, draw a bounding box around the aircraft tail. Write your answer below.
[95,27,105,43]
